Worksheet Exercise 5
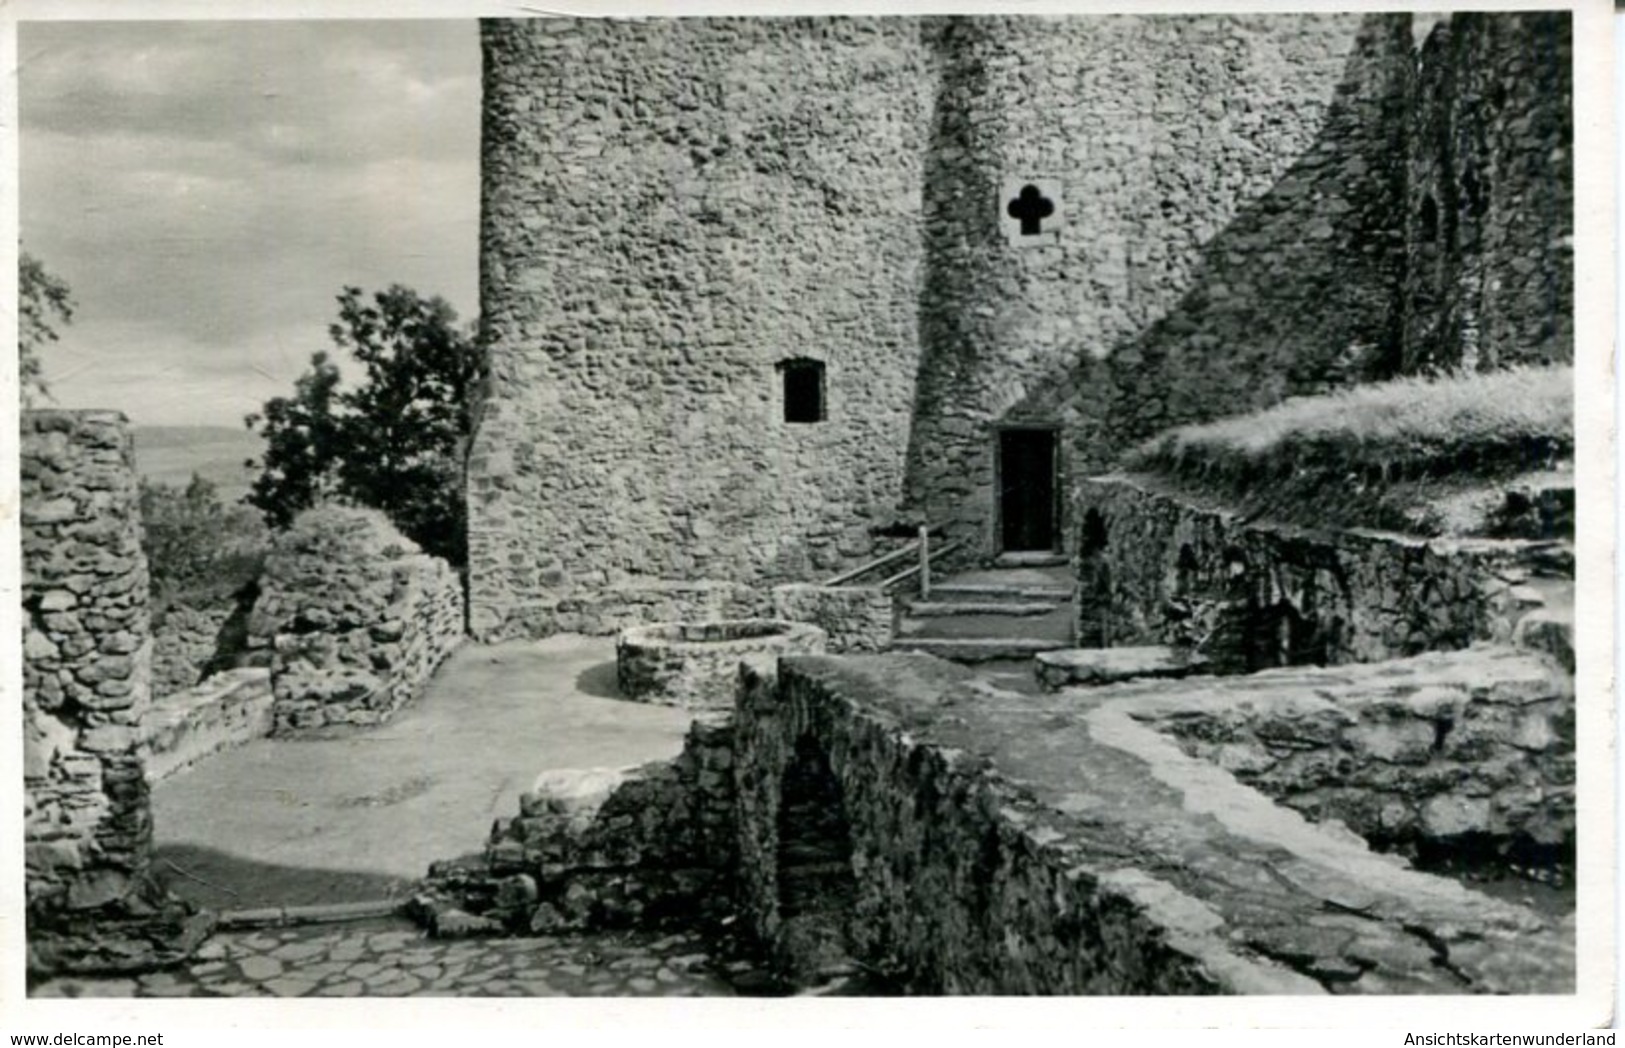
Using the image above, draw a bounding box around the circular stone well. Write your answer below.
[616,619,827,710]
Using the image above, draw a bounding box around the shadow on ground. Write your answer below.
[153,843,413,911]
[573,659,622,700]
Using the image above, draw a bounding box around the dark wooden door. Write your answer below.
[999,429,1057,552]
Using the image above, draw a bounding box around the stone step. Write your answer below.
[992,552,1069,569]
[1034,646,1210,692]
[929,583,1074,603]
[889,637,1071,662]
[1514,607,1574,675]
[898,607,1073,643]
[906,600,1061,617]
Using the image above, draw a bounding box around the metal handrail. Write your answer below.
[875,537,965,593]
[822,521,948,588]
[822,543,918,587]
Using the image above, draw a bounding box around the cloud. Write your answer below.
[19,19,480,427]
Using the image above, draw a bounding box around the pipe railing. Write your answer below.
[875,537,964,594]
[823,523,963,595]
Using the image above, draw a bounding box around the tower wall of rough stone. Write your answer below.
[911,13,1414,556]
[470,13,1571,634]
[20,411,155,943]
[1401,12,1573,373]
[470,17,932,639]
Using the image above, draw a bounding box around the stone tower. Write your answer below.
[469,12,1571,641]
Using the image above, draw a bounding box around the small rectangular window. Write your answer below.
[780,359,825,423]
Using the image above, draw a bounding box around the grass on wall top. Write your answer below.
[1122,365,1573,535]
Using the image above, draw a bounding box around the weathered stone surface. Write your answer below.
[772,584,895,654]
[1073,474,1560,668]
[252,507,464,736]
[414,717,738,935]
[21,410,207,976]
[1400,14,1572,374]
[727,654,1568,993]
[142,668,274,782]
[617,620,827,710]
[1105,645,1574,861]
[1034,645,1208,690]
[426,651,1568,994]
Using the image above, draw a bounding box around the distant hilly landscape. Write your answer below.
[134,426,264,503]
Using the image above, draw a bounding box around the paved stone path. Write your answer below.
[31,921,748,998]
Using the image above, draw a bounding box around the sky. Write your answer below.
[19,19,480,428]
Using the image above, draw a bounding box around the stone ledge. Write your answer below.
[143,668,273,782]
[1034,645,1208,690]
[214,899,402,930]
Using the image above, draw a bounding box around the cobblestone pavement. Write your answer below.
[31,921,748,998]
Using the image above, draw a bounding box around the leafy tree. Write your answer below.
[246,285,481,566]
[140,473,268,610]
[19,251,74,408]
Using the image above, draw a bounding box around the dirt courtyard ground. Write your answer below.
[151,635,696,910]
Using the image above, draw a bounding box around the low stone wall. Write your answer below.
[1132,647,1573,862]
[250,507,465,735]
[21,410,210,974]
[480,580,773,640]
[413,717,737,936]
[143,669,274,783]
[1074,473,1552,670]
[771,584,894,653]
[150,601,237,697]
[617,620,827,710]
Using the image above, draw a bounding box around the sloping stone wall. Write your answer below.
[1073,473,1549,670]
[20,410,208,974]
[250,507,464,735]
[913,13,1400,552]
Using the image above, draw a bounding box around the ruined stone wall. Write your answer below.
[909,13,1398,555]
[733,655,1568,993]
[413,651,1570,993]
[150,602,236,697]
[22,410,154,935]
[1402,13,1572,373]
[21,411,206,973]
[415,718,736,936]
[771,584,895,653]
[1073,474,1548,670]
[731,657,1242,992]
[1144,649,1574,863]
[471,17,932,640]
[250,507,464,735]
